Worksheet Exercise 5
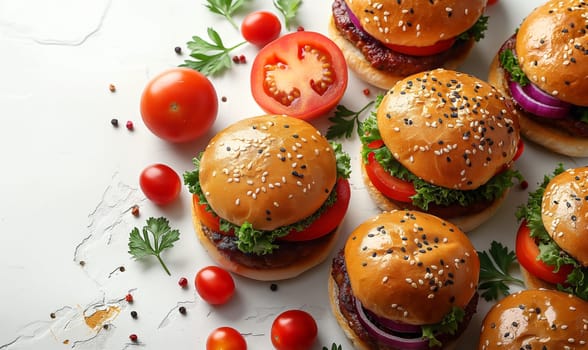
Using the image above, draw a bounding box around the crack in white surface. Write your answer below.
[157,300,196,329]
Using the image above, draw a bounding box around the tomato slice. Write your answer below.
[280,178,351,241]
[513,138,524,162]
[250,31,348,120]
[515,221,574,285]
[385,37,456,57]
[193,178,351,242]
[365,152,416,203]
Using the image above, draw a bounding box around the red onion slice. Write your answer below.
[354,298,429,349]
[522,83,571,108]
[508,81,570,119]
[362,305,422,334]
[345,3,363,30]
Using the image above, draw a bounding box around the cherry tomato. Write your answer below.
[251,31,348,120]
[140,67,217,143]
[241,11,281,47]
[270,310,318,350]
[515,221,574,285]
[365,151,416,203]
[195,266,235,305]
[139,163,181,205]
[206,327,247,350]
[385,37,456,56]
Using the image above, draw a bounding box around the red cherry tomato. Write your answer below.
[206,327,247,350]
[139,164,181,205]
[364,152,416,203]
[270,310,318,350]
[140,67,217,143]
[195,266,235,305]
[251,31,348,120]
[385,37,456,56]
[515,221,574,285]
[241,11,281,47]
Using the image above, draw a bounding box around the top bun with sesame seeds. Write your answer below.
[478,289,588,350]
[328,210,480,349]
[185,114,352,281]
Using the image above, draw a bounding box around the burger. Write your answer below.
[360,69,523,232]
[488,0,588,157]
[329,210,480,349]
[478,289,588,349]
[184,115,351,281]
[515,165,588,300]
[328,0,489,89]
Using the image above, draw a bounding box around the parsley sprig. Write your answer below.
[181,28,246,76]
[128,217,180,276]
[326,101,375,140]
[273,0,302,30]
[477,241,524,301]
[204,0,249,29]
[322,344,342,350]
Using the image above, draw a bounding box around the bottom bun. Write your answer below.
[360,160,509,232]
[328,271,458,350]
[192,201,341,281]
[328,16,474,90]
[520,265,558,291]
[488,54,588,157]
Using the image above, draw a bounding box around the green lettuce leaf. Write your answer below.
[499,49,529,86]
[421,307,465,348]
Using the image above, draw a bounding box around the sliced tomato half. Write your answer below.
[365,152,416,203]
[513,138,524,161]
[515,221,574,285]
[280,178,351,241]
[385,37,456,57]
[250,31,348,120]
[193,197,232,235]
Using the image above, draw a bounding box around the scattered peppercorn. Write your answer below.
[130,311,138,319]
[126,121,134,131]
[103,324,109,330]
[363,88,370,96]
[109,84,116,92]
[178,277,188,288]
[174,46,182,55]
[50,312,56,319]
[125,293,133,303]
[232,55,240,63]
[297,26,305,31]
[119,266,126,272]
[239,55,246,64]
[520,180,529,190]
[131,205,140,217]
[111,118,119,127]
[129,334,138,342]
[79,260,86,267]
[270,283,278,292]
[221,96,227,102]
[178,306,187,315]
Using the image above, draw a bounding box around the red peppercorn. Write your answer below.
[178,277,188,288]
[129,334,138,342]
[232,55,240,63]
[221,96,227,102]
[126,121,134,130]
[297,26,305,31]
[131,205,140,217]
[239,55,246,64]
[125,293,133,303]
[520,180,529,190]
[363,88,370,96]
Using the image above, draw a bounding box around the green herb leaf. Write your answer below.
[421,307,464,347]
[499,49,529,86]
[128,217,180,275]
[180,27,246,76]
[477,241,524,301]
[327,101,375,140]
[459,15,488,42]
[273,0,302,30]
[322,344,342,350]
[204,0,248,29]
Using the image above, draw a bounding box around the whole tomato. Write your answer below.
[206,327,247,350]
[139,163,181,205]
[270,310,318,350]
[195,266,235,305]
[140,67,217,143]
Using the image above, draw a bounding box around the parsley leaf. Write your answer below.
[499,49,529,86]
[128,217,180,276]
[273,0,302,30]
[322,344,342,350]
[204,0,249,29]
[327,101,375,140]
[180,27,246,76]
[477,241,524,301]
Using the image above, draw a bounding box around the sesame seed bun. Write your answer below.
[515,0,588,107]
[478,289,588,350]
[344,0,486,47]
[541,167,588,266]
[327,16,475,90]
[343,210,480,325]
[360,159,512,232]
[199,115,337,231]
[488,52,588,157]
[377,68,520,191]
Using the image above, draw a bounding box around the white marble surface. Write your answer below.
[0,0,580,349]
